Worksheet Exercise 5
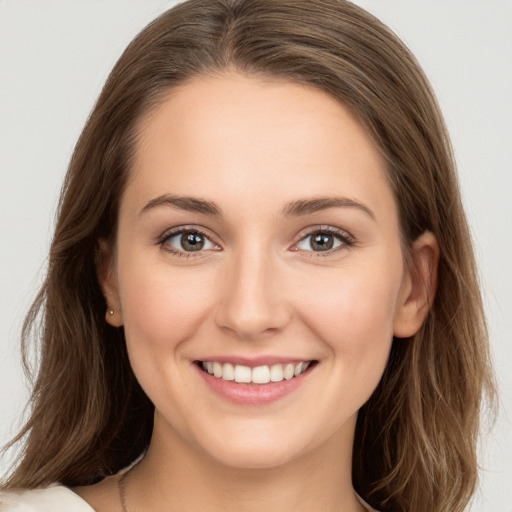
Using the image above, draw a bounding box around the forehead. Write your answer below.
[126,73,394,220]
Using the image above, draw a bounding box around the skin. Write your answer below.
[75,73,438,512]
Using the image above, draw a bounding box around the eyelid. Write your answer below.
[291,225,355,255]
[155,224,354,258]
[157,225,221,256]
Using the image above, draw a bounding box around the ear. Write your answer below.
[96,238,123,327]
[393,231,439,338]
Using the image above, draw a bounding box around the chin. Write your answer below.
[207,442,303,470]
[193,422,322,470]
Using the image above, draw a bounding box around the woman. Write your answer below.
[0,1,495,511]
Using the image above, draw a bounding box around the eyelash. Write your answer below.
[294,226,355,257]
[157,225,355,258]
[157,226,218,258]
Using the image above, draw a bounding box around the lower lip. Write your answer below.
[195,364,313,405]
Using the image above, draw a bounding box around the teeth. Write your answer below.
[234,365,252,383]
[270,364,283,382]
[222,362,235,381]
[213,362,223,378]
[252,365,271,384]
[283,363,295,380]
[201,361,312,384]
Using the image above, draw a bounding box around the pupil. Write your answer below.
[181,233,204,251]
[311,233,333,251]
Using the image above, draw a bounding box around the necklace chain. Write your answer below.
[118,472,129,512]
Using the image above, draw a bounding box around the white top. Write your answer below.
[0,485,379,511]
[0,486,94,511]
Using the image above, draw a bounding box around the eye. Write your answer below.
[160,229,218,254]
[295,229,353,253]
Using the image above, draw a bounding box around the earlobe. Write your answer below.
[393,231,439,338]
[96,238,124,327]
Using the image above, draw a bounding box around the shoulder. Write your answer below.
[0,485,95,512]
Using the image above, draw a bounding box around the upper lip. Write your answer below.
[194,356,315,368]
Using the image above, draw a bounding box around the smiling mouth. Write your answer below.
[196,361,315,384]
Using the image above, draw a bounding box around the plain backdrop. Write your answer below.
[1,1,511,511]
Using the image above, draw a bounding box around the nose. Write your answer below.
[215,249,291,341]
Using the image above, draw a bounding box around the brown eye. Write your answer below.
[163,230,217,253]
[310,233,334,251]
[295,229,351,253]
[181,232,205,251]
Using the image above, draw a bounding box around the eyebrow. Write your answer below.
[283,196,375,220]
[139,194,374,220]
[140,194,221,216]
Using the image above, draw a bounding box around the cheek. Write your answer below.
[114,254,219,432]
[296,258,403,370]
[295,262,403,421]
[116,253,216,354]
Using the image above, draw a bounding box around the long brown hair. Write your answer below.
[2,1,495,511]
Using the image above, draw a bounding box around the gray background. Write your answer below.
[1,1,511,510]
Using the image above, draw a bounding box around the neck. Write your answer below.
[125,413,365,512]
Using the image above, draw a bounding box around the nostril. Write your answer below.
[215,303,292,341]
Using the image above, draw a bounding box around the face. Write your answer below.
[102,73,433,469]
